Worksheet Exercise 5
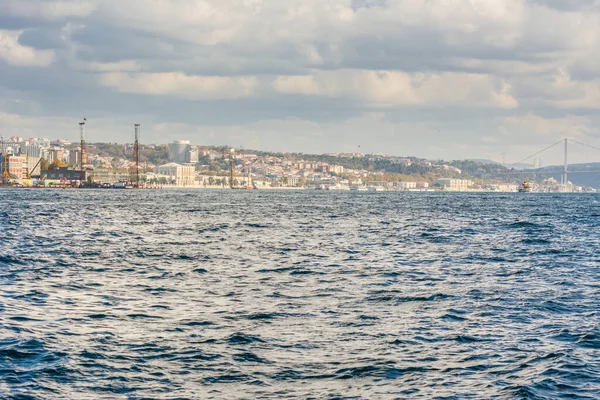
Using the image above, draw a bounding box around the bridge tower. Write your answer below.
[79,120,88,180]
[563,138,568,188]
[133,124,140,187]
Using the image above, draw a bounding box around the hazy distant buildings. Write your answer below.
[328,165,344,174]
[15,138,48,157]
[50,139,71,147]
[168,140,198,163]
[1,140,19,155]
[69,150,80,165]
[47,148,65,163]
[188,146,199,163]
[168,140,189,162]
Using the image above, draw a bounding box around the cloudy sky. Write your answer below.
[2,0,600,164]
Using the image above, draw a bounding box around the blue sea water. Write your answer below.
[0,189,599,399]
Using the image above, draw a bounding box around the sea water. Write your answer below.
[1,190,599,399]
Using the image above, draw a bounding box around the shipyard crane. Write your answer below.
[131,124,140,187]
[28,157,42,179]
[229,148,236,189]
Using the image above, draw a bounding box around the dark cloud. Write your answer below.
[0,16,56,30]
[18,27,67,50]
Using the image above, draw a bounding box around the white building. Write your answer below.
[155,162,195,186]
[287,175,300,186]
[328,165,344,174]
[394,181,417,189]
[435,178,473,191]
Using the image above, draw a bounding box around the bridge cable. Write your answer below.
[569,139,600,153]
[509,138,565,167]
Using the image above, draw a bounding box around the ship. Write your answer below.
[518,181,532,192]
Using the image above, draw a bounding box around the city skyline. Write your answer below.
[2,132,597,169]
[2,1,600,164]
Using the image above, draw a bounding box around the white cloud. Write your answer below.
[0,112,27,126]
[98,72,258,100]
[0,30,55,67]
[71,60,142,72]
[0,112,78,138]
[274,70,518,109]
[500,113,599,138]
[546,69,600,109]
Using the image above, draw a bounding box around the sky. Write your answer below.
[2,0,600,164]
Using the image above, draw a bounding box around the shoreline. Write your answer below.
[0,185,594,193]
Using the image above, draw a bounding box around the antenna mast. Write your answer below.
[230,148,235,189]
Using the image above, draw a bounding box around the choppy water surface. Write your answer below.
[1,190,599,399]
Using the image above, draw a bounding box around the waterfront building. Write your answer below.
[435,178,473,191]
[0,155,26,179]
[155,162,195,186]
[45,167,87,182]
[92,168,129,184]
[287,175,300,186]
[394,181,417,189]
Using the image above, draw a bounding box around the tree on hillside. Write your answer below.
[39,158,50,171]
[48,160,66,170]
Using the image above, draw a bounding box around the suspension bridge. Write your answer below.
[487,138,600,191]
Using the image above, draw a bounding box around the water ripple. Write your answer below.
[1,190,599,399]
